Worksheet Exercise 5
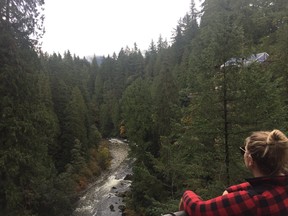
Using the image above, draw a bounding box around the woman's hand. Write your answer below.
[222,190,228,195]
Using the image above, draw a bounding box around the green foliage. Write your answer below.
[0,1,103,214]
[88,124,102,147]
[152,60,179,137]
[98,146,111,170]
[121,78,154,144]
[0,26,71,216]
[1,0,288,215]
[0,0,45,47]
[130,162,168,211]
[122,0,288,214]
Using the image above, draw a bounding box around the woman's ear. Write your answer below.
[247,154,254,167]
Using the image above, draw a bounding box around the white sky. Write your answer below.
[41,0,196,57]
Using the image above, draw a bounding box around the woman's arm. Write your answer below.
[181,189,256,216]
[225,182,251,193]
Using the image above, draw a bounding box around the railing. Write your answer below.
[161,211,188,216]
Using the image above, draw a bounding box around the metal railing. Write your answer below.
[161,211,188,216]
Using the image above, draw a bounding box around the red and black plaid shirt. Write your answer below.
[182,176,288,215]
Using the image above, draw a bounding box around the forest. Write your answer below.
[0,0,288,215]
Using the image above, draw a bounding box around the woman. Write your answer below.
[179,129,288,215]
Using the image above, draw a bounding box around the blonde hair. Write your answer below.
[245,129,288,176]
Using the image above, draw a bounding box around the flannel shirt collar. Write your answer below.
[246,175,288,187]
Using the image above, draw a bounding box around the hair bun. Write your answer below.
[266,129,286,144]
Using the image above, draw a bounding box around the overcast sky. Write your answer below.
[41,0,197,57]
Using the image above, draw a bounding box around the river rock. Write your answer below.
[118,205,126,212]
[124,174,133,180]
[116,191,127,198]
[109,204,115,211]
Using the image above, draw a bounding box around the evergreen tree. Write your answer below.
[121,78,154,151]
[144,40,158,78]
[152,60,179,137]
[0,0,45,47]
[0,1,69,215]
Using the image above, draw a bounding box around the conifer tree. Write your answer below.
[152,60,179,137]
[0,1,65,215]
[144,40,158,78]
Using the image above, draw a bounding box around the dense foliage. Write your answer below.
[0,1,108,215]
[1,0,288,215]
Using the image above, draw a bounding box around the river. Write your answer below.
[73,139,132,216]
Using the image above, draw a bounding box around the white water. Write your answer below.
[73,139,132,216]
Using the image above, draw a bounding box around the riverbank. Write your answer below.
[109,138,130,170]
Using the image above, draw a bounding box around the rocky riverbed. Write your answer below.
[73,139,132,216]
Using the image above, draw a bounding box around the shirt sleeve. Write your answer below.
[182,189,256,216]
[226,182,251,193]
